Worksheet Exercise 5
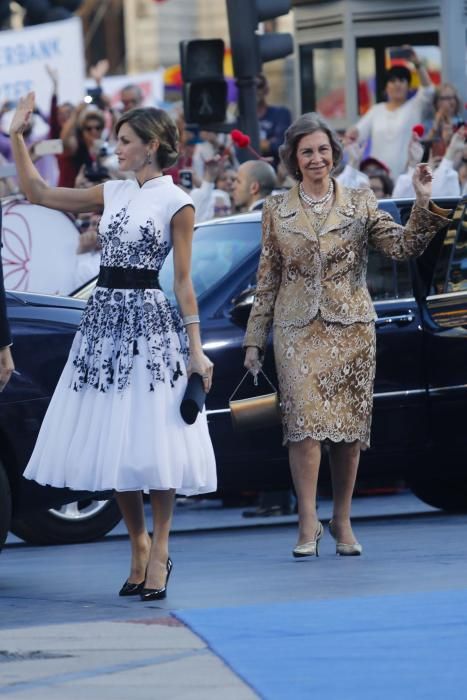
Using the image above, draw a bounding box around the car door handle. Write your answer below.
[375,313,415,328]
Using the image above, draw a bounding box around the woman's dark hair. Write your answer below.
[116,107,179,169]
[279,112,343,180]
[383,65,412,87]
[369,171,394,197]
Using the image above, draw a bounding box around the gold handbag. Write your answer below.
[229,370,281,432]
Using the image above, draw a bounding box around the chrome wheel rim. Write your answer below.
[48,499,110,522]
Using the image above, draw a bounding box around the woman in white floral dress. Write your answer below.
[10,93,216,600]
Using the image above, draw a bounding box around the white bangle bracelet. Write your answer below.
[183,314,200,326]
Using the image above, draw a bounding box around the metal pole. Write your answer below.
[236,77,261,160]
[439,0,466,105]
[226,0,261,161]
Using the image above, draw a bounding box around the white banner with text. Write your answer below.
[0,17,86,113]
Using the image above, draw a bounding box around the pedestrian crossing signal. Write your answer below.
[179,39,228,125]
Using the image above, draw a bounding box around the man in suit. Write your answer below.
[0,204,14,392]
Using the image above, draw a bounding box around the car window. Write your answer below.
[431,200,467,294]
[366,249,396,300]
[159,221,262,303]
[366,251,412,301]
[366,204,413,301]
[239,205,411,303]
[74,205,416,306]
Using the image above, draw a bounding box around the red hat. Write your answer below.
[360,156,391,175]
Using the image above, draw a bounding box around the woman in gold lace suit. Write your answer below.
[244,113,449,558]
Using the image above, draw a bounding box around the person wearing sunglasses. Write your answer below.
[58,104,106,187]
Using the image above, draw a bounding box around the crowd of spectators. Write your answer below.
[0,47,465,267]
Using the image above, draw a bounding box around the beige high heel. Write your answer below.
[293,522,324,558]
[329,519,362,556]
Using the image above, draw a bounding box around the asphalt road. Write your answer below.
[1,507,467,698]
[2,511,467,629]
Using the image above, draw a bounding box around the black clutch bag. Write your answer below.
[180,373,206,424]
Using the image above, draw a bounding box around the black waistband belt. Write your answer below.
[97,266,161,289]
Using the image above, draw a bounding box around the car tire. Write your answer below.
[0,462,12,552]
[10,497,122,545]
[409,476,467,512]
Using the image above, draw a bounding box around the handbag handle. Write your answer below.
[229,369,278,402]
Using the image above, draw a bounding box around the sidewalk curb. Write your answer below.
[3,506,442,549]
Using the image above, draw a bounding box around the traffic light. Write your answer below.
[18,0,83,25]
[226,0,293,153]
[226,0,294,79]
[179,39,228,126]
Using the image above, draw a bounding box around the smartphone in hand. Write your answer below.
[179,169,193,189]
[34,139,64,157]
[389,47,413,60]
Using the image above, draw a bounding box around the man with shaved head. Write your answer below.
[232,159,277,212]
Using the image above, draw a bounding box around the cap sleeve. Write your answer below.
[168,186,195,222]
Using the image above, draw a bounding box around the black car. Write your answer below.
[172,200,467,508]
[1,196,466,549]
[0,292,121,550]
[77,195,467,507]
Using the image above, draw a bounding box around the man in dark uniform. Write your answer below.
[0,204,14,392]
[256,73,292,169]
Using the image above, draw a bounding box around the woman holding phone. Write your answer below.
[345,46,434,179]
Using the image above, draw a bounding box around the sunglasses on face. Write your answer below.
[83,124,103,133]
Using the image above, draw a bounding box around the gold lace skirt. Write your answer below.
[273,317,376,448]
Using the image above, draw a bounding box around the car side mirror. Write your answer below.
[230,287,255,328]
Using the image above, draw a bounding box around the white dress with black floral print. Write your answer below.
[23,176,217,495]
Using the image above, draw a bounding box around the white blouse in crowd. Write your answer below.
[355,86,435,179]
[393,157,461,199]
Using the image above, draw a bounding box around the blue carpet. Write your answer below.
[176,589,467,700]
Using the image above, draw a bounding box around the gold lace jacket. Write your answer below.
[243,180,450,353]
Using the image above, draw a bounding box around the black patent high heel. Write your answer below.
[140,558,173,601]
[119,578,145,596]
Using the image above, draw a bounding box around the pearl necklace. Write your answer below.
[299,180,334,214]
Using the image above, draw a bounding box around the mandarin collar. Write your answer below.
[137,175,172,189]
